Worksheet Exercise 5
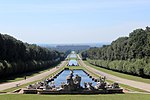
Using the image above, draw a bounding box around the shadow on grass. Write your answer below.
[0,63,60,84]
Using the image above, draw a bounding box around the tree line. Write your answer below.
[81,27,150,77]
[0,33,65,78]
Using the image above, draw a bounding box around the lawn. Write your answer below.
[65,64,99,78]
[84,61,150,84]
[0,62,62,84]
[0,93,150,100]
[0,59,147,93]
[1,62,67,93]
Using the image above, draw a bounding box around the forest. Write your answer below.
[0,34,64,78]
[81,27,150,77]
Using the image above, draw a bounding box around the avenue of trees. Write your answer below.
[0,34,65,78]
[81,27,150,77]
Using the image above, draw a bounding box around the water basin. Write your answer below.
[68,60,78,66]
[49,70,96,87]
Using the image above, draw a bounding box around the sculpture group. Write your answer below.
[61,70,81,91]
[24,70,122,94]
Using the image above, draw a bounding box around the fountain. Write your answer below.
[23,70,123,94]
[60,70,82,91]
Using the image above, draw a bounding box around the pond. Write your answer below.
[71,51,75,54]
[49,70,96,87]
[68,60,78,66]
[69,54,77,58]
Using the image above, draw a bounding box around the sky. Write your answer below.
[0,0,150,44]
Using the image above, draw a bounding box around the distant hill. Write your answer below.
[38,43,107,53]
[38,43,106,48]
[55,45,90,53]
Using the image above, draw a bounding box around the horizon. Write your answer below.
[38,42,110,46]
[0,0,150,44]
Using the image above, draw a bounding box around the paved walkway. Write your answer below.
[78,55,150,92]
[0,61,67,91]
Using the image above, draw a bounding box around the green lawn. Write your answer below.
[106,79,147,92]
[1,62,67,93]
[65,64,99,78]
[1,59,148,93]
[66,53,78,61]
[65,65,84,70]
[0,63,61,84]
[84,61,150,84]
[82,61,147,92]
[0,93,150,100]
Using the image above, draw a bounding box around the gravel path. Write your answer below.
[0,61,67,91]
[78,55,150,92]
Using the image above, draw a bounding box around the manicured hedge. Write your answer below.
[0,60,60,78]
[87,59,150,77]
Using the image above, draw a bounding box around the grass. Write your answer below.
[1,81,39,93]
[0,94,150,100]
[65,61,146,92]
[83,61,150,92]
[1,61,70,93]
[65,64,84,70]
[0,62,67,93]
[0,59,147,93]
[84,61,150,84]
[69,57,148,92]
[0,63,61,84]
[66,54,78,61]
[65,63,99,78]
[106,80,146,92]
[119,83,147,92]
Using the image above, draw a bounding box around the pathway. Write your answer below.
[0,61,67,91]
[78,55,150,92]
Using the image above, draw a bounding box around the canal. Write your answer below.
[49,70,96,87]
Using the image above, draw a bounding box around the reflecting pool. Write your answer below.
[68,60,78,66]
[49,70,96,87]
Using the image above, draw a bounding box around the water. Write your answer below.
[70,54,77,58]
[71,51,75,54]
[49,70,96,87]
[68,60,78,66]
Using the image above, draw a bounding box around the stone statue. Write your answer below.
[61,70,82,91]
[73,74,81,88]
[94,76,106,89]
[98,76,106,83]
[84,82,95,90]
[112,83,119,88]
[66,70,74,85]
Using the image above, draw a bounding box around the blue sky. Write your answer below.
[0,0,150,44]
